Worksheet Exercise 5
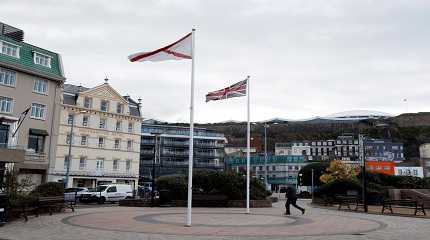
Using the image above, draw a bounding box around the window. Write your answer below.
[128,122,133,133]
[113,159,119,171]
[127,140,132,151]
[98,137,104,148]
[67,114,74,124]
[33,52,51,68]
[116,103,124,114]
[126,160,131,172]
[0,68,16,87]
[100,100,109,112]
[82,116,89,126]
[115,121,122,131]
[84,97,92,109]
[30,103,46,120]
[33,79,48,94]
[66,133,72,144]
[79,157,87,170]
[272,166,276,171]
[252,166,256,171]
[0,41,19,58]
[107,186,116,193]
[81,136,87,145]
[99,118,107,129]
[64,156,70,170]
[0,96,13,113]
[28,134,45,153]
[96,158,104,171]
[259,166,263,171]
[114,139,120,149]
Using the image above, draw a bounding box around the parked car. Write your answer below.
[64,187,88,202]
[79,184,133,204]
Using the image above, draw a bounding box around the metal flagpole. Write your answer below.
[186,28,196,227]
[246,75,251,214]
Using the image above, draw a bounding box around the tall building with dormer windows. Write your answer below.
[0,22,65,188]
[48,81,142,189]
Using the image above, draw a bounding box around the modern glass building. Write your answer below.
[139,119,226,183]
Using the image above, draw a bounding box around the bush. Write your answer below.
[156,175,187,200]
[32,182,64,197]
[314,179,362,197]
[155,170,271,201]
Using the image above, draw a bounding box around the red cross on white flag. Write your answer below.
[128,32,192,62]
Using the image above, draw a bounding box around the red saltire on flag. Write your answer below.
[206,79,247,102]
[128,32,192,62]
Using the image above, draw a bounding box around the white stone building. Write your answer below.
[48,81,142,189]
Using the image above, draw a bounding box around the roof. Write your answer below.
[322,110,393,120]
[63,83,141,117]
[0,34,65,81]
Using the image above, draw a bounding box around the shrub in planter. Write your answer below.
[314,179,362,198]
[156,175,187,201]
[32,182,64,197]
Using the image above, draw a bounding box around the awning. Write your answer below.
[29,128,49,136]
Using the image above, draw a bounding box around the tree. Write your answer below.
[319,160,359,184]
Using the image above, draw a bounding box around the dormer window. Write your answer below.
[100,100,109,112]
[33,52,51,68]
[84,97,92,109]
[0,41,20,58]
[116,103,124,114]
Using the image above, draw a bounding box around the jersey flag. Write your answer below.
[205,79,247,102]
[128,32,192,62]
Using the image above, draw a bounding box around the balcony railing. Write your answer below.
[50,170,138,178]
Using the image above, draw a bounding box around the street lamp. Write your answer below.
[151,133,161,207]
[252,122,278,190]
[64,110,88,188]
[359,134,368,212]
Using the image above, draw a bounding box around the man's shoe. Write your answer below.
[302,209,305,215]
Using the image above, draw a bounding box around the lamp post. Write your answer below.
[64,110,87,188]
[359,134,368,212]
[151,133,161,207]
[262,122,278,190]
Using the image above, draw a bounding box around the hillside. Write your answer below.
[197,112,430,163]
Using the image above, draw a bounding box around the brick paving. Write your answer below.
[0,200,429,240]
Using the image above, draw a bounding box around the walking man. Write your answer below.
[285,186,305,215]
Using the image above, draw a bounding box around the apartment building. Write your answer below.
[48,81,142,189]
[0,22,65,186]
[225,155,307,190]
[140,119,226,182]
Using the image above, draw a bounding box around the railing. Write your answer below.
[50,170,138,178]
[141,127,225,138]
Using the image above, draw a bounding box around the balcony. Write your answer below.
[0,144,25,163]
[50,170,138,178]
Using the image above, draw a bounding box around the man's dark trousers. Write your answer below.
[285,197,304,215]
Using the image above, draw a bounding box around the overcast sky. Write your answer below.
[3,0,429,123]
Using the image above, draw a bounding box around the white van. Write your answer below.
[79,184,133,203]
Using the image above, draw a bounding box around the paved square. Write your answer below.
[1,200,429,240]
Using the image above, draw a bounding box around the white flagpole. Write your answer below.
[246,75,251,214]
[186,28,196,227]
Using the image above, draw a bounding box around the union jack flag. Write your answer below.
[206,79,247,102]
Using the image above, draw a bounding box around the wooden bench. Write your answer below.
[381,200,426,216]
[335,195,363,211]
[37,196,75,216]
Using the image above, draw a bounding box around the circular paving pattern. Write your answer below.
[63,208,386,237]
